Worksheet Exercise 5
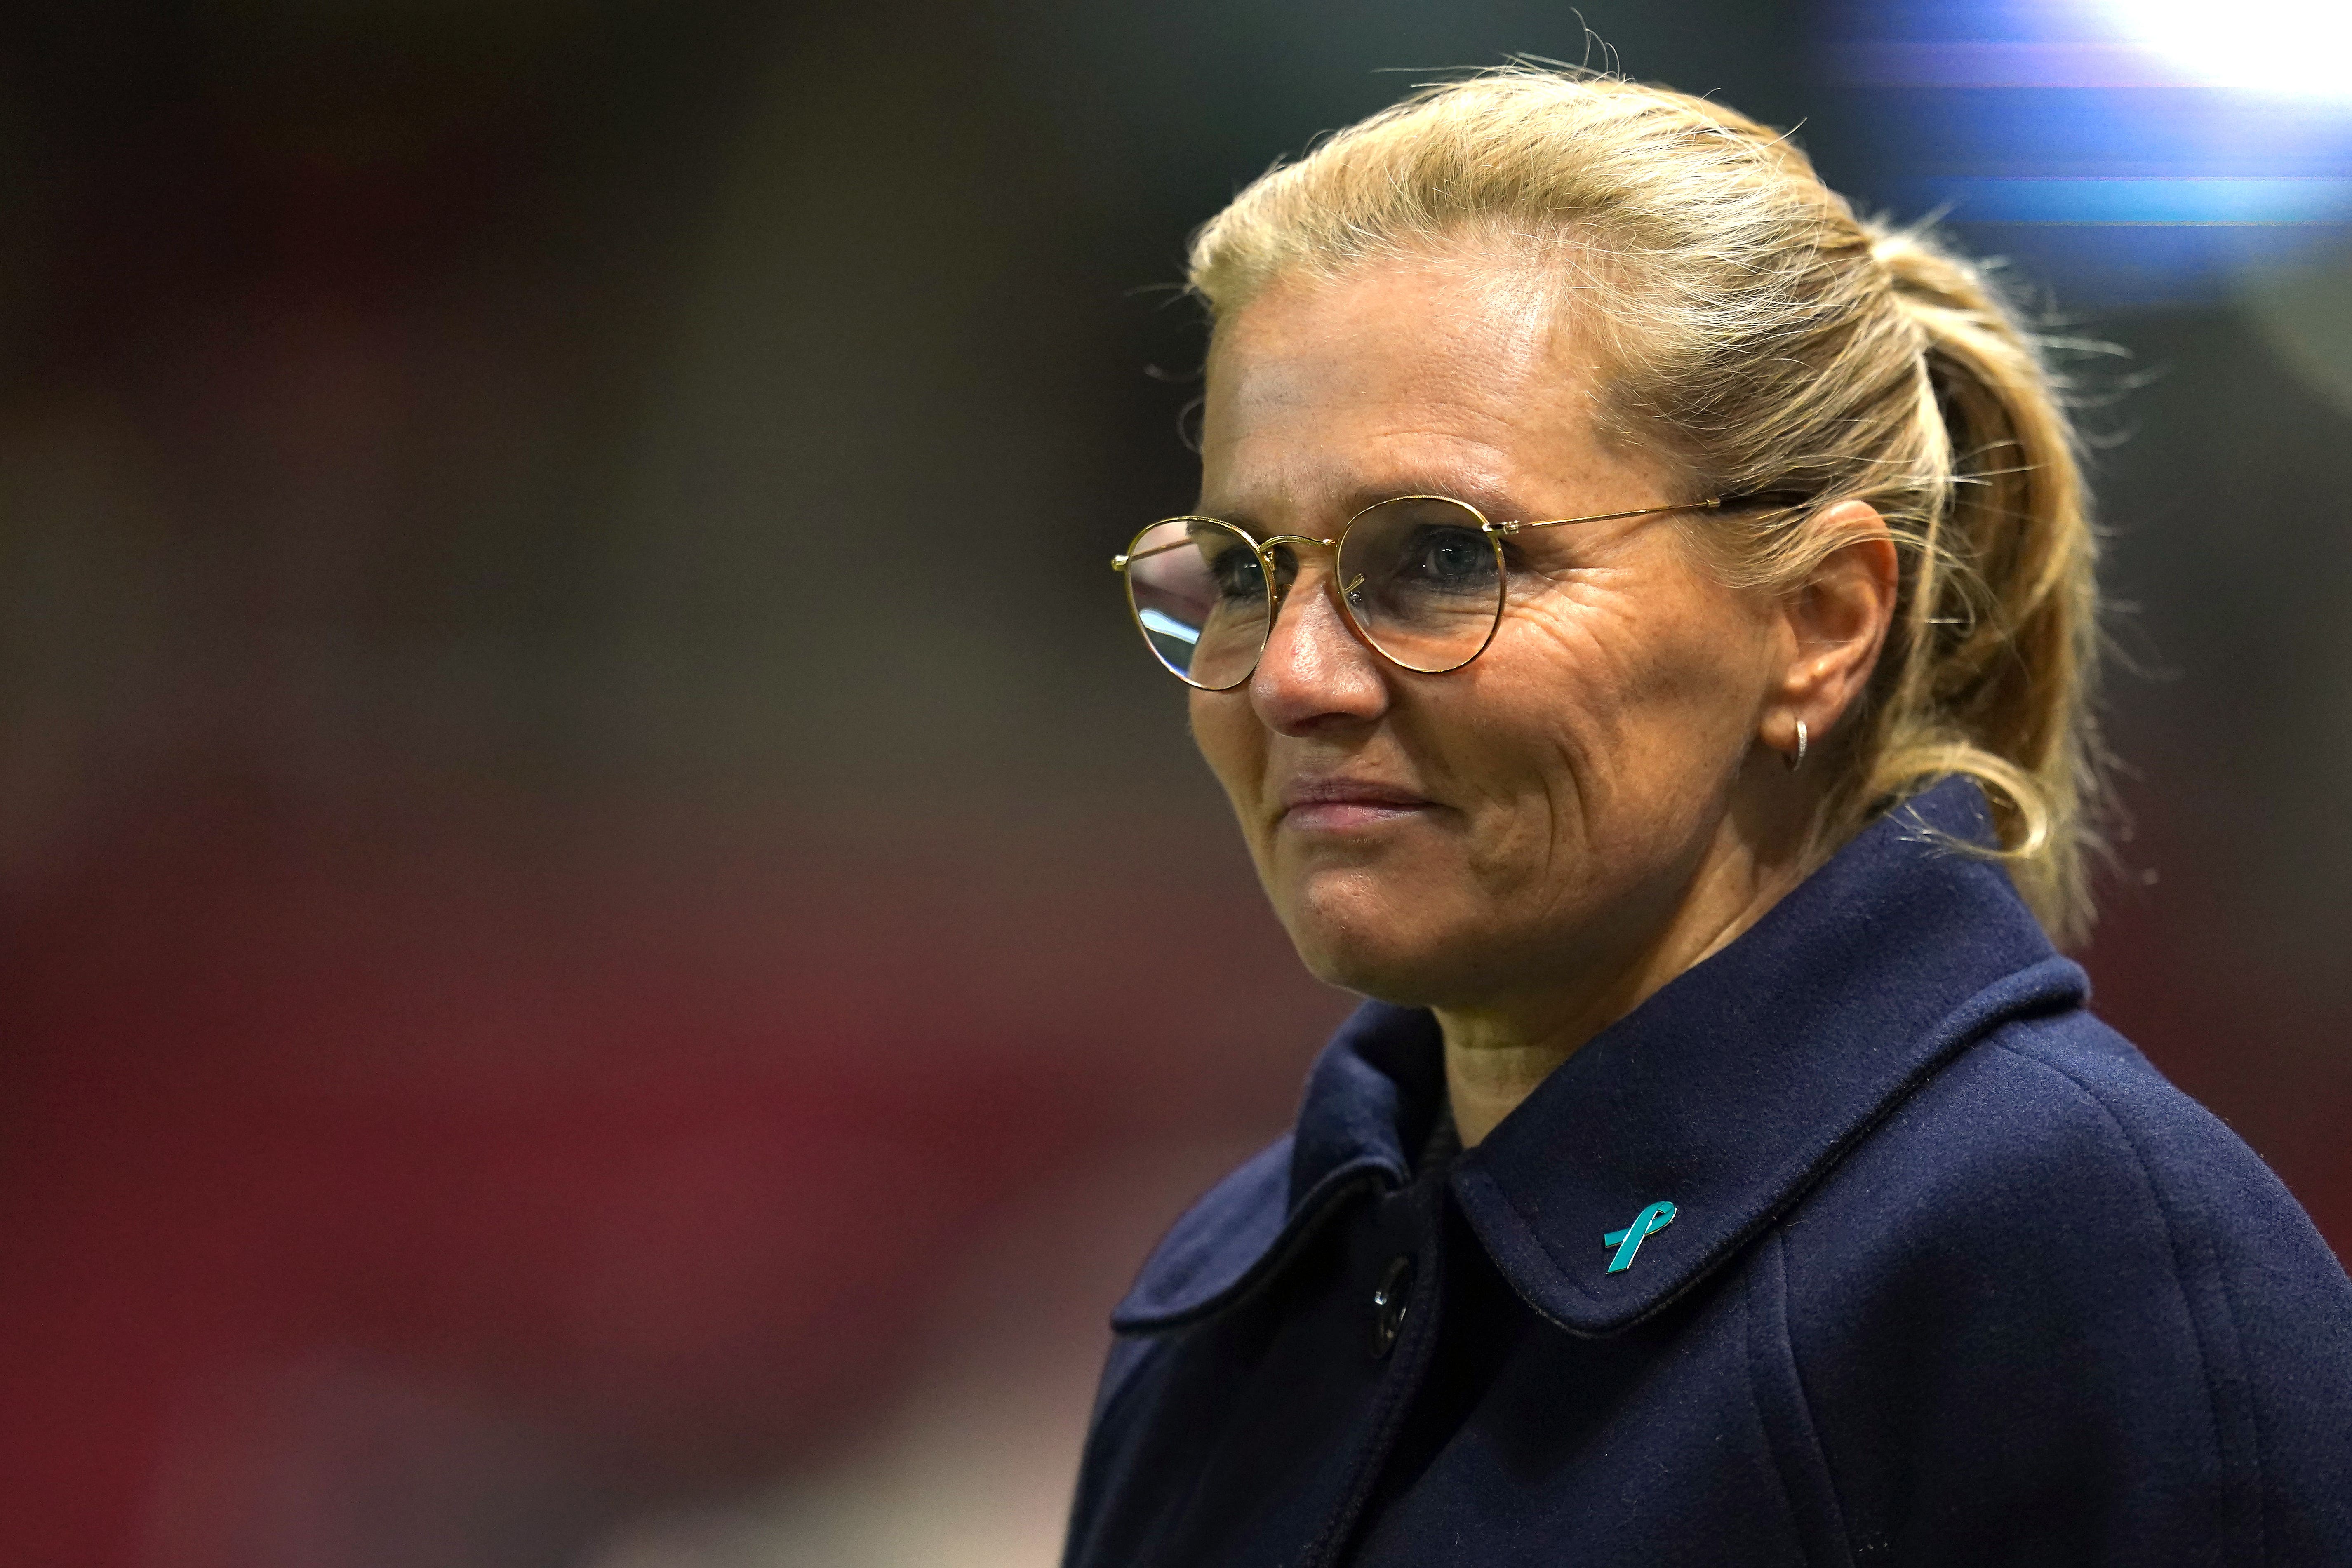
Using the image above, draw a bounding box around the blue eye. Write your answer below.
[1204,544,1267,600]
[1391,525,1497,594]
[1418,529,1489,580]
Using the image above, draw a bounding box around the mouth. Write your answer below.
[1277,778,1437,833]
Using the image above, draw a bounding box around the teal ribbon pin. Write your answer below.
[1602,1200,1678,1274]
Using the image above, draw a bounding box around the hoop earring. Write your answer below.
[1788,719,1808,772]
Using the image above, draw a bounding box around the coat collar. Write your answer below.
[1113,779,2089,1335]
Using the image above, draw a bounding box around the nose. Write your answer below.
[1247,555,1391,736]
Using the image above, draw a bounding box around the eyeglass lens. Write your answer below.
[1123,518,1272,689]
[1336,496,1507,674]
[1122,497,1508,689]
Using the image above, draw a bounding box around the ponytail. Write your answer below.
[1861,226,2104,941]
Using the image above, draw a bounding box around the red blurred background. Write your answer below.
[1,2,2346,1564]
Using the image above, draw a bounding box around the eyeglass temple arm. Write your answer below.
[1114,490,1818,564]
[1493,491,1813,535]
[1110,538,1198,571]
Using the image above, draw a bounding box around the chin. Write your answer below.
[1278,873,1477,1006]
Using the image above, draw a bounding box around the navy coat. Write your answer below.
[1064,780,2352,1567]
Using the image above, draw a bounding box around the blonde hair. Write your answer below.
[1187,67,2106,943]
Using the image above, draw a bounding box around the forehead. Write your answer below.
[1198,255,1612,517]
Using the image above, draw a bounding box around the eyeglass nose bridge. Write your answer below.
[1244,531,1394,686]
[1251,532,1359,615]
[1254,532,1338,580]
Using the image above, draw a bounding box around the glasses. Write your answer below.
[1111,493,1726,690]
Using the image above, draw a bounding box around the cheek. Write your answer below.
[1452,584,1672,795]
[1187,693,1267,813]
[1455,575,1772,836]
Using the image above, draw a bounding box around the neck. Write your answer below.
[1437,800,1813,1147]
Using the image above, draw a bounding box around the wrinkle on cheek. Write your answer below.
[1522,606,1637,757]
[1473,583,1669,932]
[1534,767,1575,923]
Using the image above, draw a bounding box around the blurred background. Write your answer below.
[1,0,2345,1563]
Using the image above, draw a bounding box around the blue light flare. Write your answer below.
[1893,177,2352,225]
[1822,0,2352,303]
[2095,0,2352,99]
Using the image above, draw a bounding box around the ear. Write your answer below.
[1764,500,1899,759]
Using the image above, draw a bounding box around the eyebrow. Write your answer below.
[1199,480,1531,530]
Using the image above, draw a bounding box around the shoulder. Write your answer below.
[1796,1003,2352,1338]
[1779,1005,2352,1556]
[1971,1013,2352,1464]
[1108,1135,1296,1332]
[1074,1137,1296,1455]
[1878,1006,2344,1293]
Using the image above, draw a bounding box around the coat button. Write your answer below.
[1369,1254,1415,1360]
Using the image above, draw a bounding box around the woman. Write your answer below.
[1065,70,2352,1567]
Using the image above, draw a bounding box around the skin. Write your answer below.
[1190,249,1900,1147]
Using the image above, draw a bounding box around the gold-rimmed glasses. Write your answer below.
[1111,493,1726,690]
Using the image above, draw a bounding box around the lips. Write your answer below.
[1277,777,1436,831]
